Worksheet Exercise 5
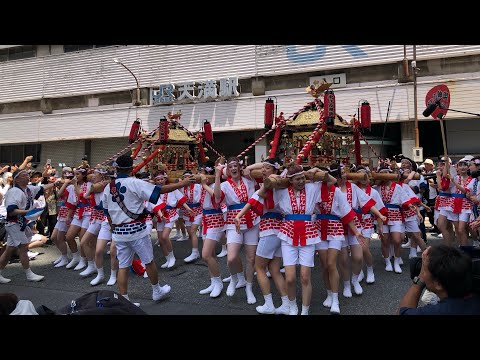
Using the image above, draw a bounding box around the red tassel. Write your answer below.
[128,120,141,144]
[197,134,207,163]
[268,126,282,158]
[204,120,213,143]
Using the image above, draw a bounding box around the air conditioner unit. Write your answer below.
[412,147,423,163]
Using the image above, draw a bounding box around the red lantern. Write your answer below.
[204,120,213,143]
[159,117,169,143]
[264,98,275,128]
[323,89,336,127]
[360,101,371,129]
[128,120,141,144]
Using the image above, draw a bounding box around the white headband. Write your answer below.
[155,174,167,179]
[74,168,86,173]
[13,170,27,181]
[286,171,304,178]
[204,166,213,172]
[228,160,243,166]
[94,168,107,175]
[263,161,281,170]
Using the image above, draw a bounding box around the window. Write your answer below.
[64,45,112,53]
[0,144,41,164]
[0,45,36,62]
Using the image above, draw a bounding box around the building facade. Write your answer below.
[1,45,480,167]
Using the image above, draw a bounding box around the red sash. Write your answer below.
[288,185,307,246]
[227,177,253,229]
[319,183,335,241]
[453,176,472,214]
[265,189,275,210]
[77,182,88,219]
[346,181,361,222]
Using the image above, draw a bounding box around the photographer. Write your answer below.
[398,244,480,315]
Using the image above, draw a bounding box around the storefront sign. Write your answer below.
[151,77,240,105]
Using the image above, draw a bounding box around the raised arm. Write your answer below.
[18,155,34,171]
[214,165,224,203]
[160,176,196,194]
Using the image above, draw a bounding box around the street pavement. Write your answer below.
[0,229,443,315]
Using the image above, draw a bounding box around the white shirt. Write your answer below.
[102,175,162,242]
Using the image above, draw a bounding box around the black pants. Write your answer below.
[427,198,439,233]
[420,209,427,242]
[46,214,57,236]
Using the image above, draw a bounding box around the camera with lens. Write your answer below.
[410,246,480,293]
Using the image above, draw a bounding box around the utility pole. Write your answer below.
[413,45,419,147]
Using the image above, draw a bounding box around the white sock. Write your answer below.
[301,305,310,315]
[25,268,34,276]
[87,260,95,268]
[289,298,297,307]
[237,272,246,283]
[168,251,174,259]
[122,294,130,301]
[110,269,117,279]
[222,245,227,251]
[409,247,417,257]
[352,274,359,283]
[281,295,289,306]
[192,248,199,255]
[343,280,351,288]
[152,283,161,292]
[332,292,339,303]
[263,293,274,308]
[326,289,333,297]
[96,267,104,277]
[72,252,80,259]
[367,265,374,273]
[246,282,256,304]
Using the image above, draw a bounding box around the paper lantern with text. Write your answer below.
[158,117,169,143]
[264,98,275,128]
[323,89,336,127]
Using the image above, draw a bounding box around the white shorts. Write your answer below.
[404,220,420,233]
[156,221,174,232]
[115,234,154,269]
[97,221,112,241]
[204,229,224,242]
[256,235,282,259]
[341,234,361,247]
[362,228,373,238]
[86,222,102,236]
[226,225,259,246]
[71,216,91,229]
[146,222,153,235]
[281,242,315,267]
[315,239,343,251]
[383,223,405,233]
[5,224,32,247]
[434,210,440,226]
[31,233,44,242]
[183,214,202,227]
[441,210,471,223]
[54,220,68,233]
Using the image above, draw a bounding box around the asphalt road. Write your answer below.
[0,230,442,315]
